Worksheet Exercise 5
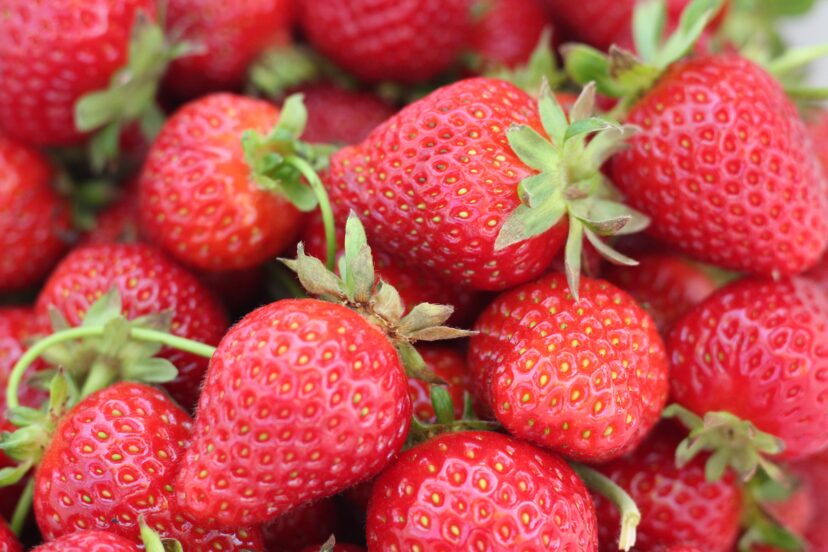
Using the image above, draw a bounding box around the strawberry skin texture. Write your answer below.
[0,517,21,552]
[0,0,155,146]
[31,530,139,552]
[298,84,396,145]
[470,0,552,69]
[139,93,303,271]
[35,243,228,410]
[326,78,568,291]
[669,277,828,459]
[367,431,599,550]
[408,346,471,422]
[299,0,472,83]
[262,497,339,552]
[165,0,294,98]
[469,273,669,462]
[593,424,742,552]
[604,254,717,335]
[809,109,828,176]
[0,135,71,292]
[611,54,828,277]
[175,299,411,527]
[34,383,262,550]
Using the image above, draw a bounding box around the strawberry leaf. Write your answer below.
[281,243,346,298]
[398,304,454,334]
[342,212,375,303]
[372,281,405,325]
[395,342,446,385]
[633,0,667,64]
[564,218,585,300]
[537,80,569,146]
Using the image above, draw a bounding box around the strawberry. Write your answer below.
[470,0,553,69]
[790,451,828,550]
[408,346,471,423]
[164,0,294,98]
[604,254,716,335]
[592,424,743,552]
[469,272,669,462]
[0,135,71,292]
[668,276,828,471]
[34,382,262,550]
[366,430,599,550]
[809,109,828,175]
[262,498,340,552]
[35,243,228,409]
[297,84,396,145]
[31,531,140,552]
[298,0,473,83]
[138,93,305,271]
[0,517,21,552]
[174,214,472,527]
[83,183,140,246]
[325,77,643,292]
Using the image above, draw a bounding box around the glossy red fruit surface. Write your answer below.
[0,135,71,292]
[408,346,471,422]
[669,277,828,460]
[790,450,828,549]
[165,0,294,97]
[35,243,228,409]
[298,84,396,145]
[470,0,551,69]
[34,383,262,550]
[326,78,567,291]
[31,530,138,552]
[299,0,472,83]
[139,93,303,271]
[809,109,828,176]
[611,54,828,277]
[469,273,669,462]
[593,424,742,552]
[175,299,411,527]
[262,497,339,552]
[0,0,155,146]
[0,517,21,552]
[367,431,598,551]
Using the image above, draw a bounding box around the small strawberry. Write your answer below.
[262,498,340,552]
[366,430,599,550]
[35,243,228,409]
[592,424,743,552]
[174,214,473,527]
[469,272,669,462]
[298,0,473,83]
[604,254,716,335]
[0,517,21,552]
[408,346,472,423]
[0,135,71,292]
[296,84,396,145]
[164,0,294,98]
[34,382,262,550]
[470,0,553,70]
[668,276,828,477]
[325,77,644,292]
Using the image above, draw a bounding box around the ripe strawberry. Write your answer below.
[469,272,669,462]
[366,431,599,550]
[326,77,641,291]
[35,243,228,409]
[297,84,396,145]
[470,0,552,69]
[592,424,742,552]
[31,531,139,552]
[610,53,828,276]
[0,135,71,292]
[139,93,304,271]
[408,346,471,422]
[262,497,340,552]
[83,183,140,245]
[299,0,473,83]
[0,517,21,552]
[809,109,828,175]
[669,276,828,461]
[34,382,263,550]
[604,254,716,335]
[790,451,828,550]
[164,0,294,98]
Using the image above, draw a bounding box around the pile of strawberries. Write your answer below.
[1,0,828,550]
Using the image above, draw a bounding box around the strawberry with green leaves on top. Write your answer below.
[174,213,473,527]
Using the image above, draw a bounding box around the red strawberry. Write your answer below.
[0,517,21,552]
[34,382,262,550]
[470,0,552,69]
[408,346,471,422]
[610,53,828,276]
[790,451,828,550]
[164,0,294,98]
[366,431,599,550]
[809,109,828,176]
[469,272,669,462]
[0,135,71,292]
[0,0,156,145]
[604,254,716,335]
[31,530,139,552]
[299,0,473,83]
[139,93,304,271]
[297,84,396,145]
[592,424,743,552]
[326,78,640,292]
[83,184,140,246]
[262,498,340,552]
[669,276,828,461]
[35,243,228,409]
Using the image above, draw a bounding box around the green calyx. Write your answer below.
[571,464,641,551]
[563,0,724,112]
[664,404,785,482]
[249,45,324,99]
[737,473,806,552]
[140,517,183,552]
[484,28,567,94]
[75,10,194,172]
[496,80,647,299]
[282,212,476,383]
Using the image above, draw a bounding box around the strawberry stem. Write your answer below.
[571,463,640,551]
[9,477,33,535]
[284,154,337,270]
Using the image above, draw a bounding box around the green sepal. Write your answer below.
[633,0,667,64]
[564,219,584,300]
[140,517,183,552]
[372,281,405,324]
[561,44,630,98]
[342,212,375,303]
[395,342,446,385]
[249,45,323,98]
[485,28,566,94]
[654,0,724,68]
[317,535,337,552]
[397,304,475,341]
[664,404,785,482]
[5,407,45,429]
[280,244,346,299]
[121,357,178,383]
[429,385,456,425]
[0,461,32,487]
